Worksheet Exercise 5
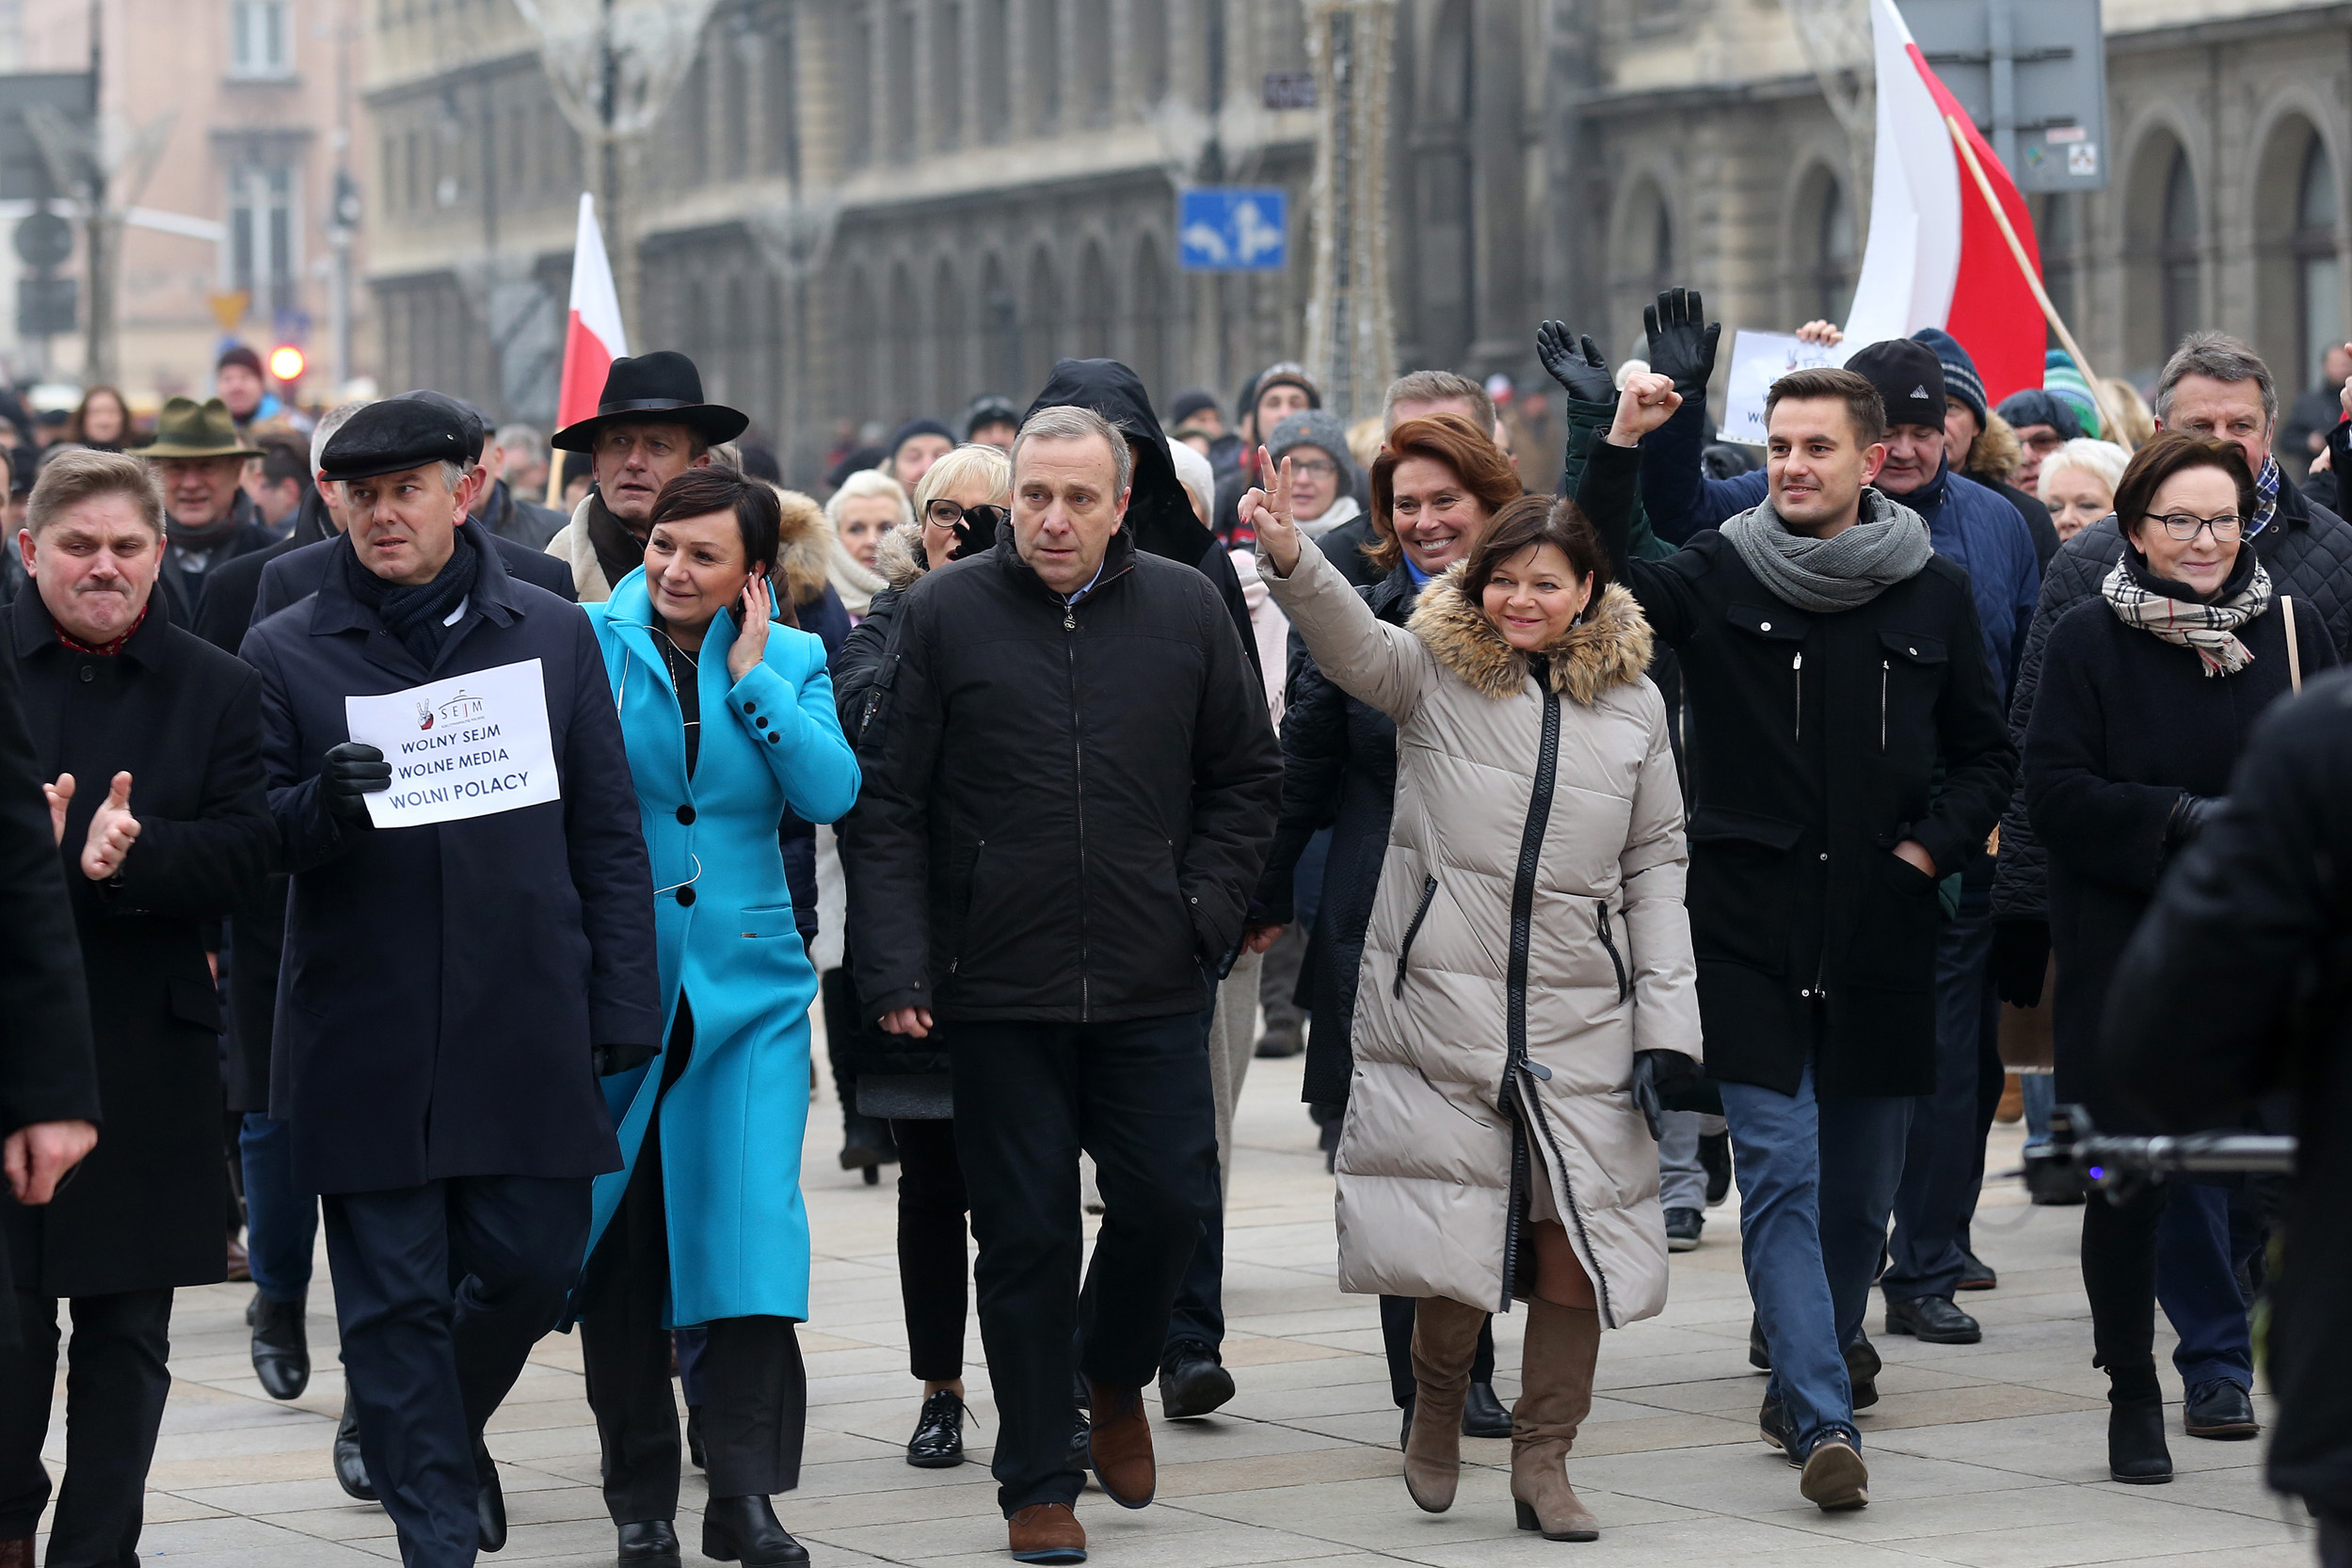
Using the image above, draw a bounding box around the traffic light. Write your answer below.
[268,344,305,383]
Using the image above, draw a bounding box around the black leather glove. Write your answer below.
[2166,792,2220,848]
[1535,322,1614,403]
[1991,919,2051,1009]
[1630,1049,1701,1143]
[592,1042,659,1077]
[1643,286,1722,400]
[321,741,391,824]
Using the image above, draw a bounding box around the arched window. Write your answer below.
[1023,246,1061,395]
[1077,241,1112,360]
[1132,237,1170,403]
[933,256,964,411]
[2160,147,2200,355]
[888,262,920,421]
[1074,3,1111,122]
[2295,136,2343,389]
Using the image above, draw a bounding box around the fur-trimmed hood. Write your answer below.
[1967,411,2023,486]
[1405,565,1654,707]
[772,485,831,608]
[874,519,930,592]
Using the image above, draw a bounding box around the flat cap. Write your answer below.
[396,388,489,461]
[320,396,472,482]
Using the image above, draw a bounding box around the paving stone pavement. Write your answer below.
[40,1047,2315,1566]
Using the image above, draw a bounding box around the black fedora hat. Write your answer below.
[550,350,750,452]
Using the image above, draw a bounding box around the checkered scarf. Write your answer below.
[2101,554,2273,677]
[2250,453,2283,536]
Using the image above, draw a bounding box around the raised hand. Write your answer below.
[43,772,72,846]
[1643,286,1721,398]
[728,568,773,683]
[1535,322,1614,404]
[1240,449,1301,576]
[81,772,138,882]
[1604,372,1684,449]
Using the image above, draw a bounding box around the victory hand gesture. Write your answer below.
[82,771,138,882]
[1240,449,1301,577]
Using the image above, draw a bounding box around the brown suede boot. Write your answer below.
[1402,1294,1486,1512]
[1512,1298,1602,1541]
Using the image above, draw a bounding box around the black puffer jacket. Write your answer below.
[845,525,1282,1023]
[1252,564,1415,1104]
[1992,472,2352,923]
[2104,669,2352,1515]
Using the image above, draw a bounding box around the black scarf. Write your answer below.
[167,491,250,556]
[342,528,480,668]
[585,488,646,590]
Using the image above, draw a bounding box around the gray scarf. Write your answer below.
[1721,488,1935,613]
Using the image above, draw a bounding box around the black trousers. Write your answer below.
[891,1116,969,1384]
[2081,1180,2189,1401]
[952,1013,1219,1516]
[324,1175,590,1568]
[1379,1294,1496,1408]
[0,1288,173,1566]
[579,1061,806,1520]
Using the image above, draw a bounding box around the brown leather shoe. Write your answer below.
[1083,1381,1155,1510]
[1007,1502,1087,1563]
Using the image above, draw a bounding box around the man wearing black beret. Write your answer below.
[241,397,662,1566]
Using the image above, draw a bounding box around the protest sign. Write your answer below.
[1720,330,1854,446]
[344,659,561,828]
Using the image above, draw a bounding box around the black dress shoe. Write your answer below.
[1070,1404,1095,1474]
[702,1495,809,1566]
[687,1406,706,1470]
[1956,1250,1997,1290]
[472,1439,506,1552]
[617,1519,682,1567]
[1158,1341,1235,1418]
[249,1292,310,1400]
[1846,1332,1881,1411]
[332,1391,375,1501]
[1700,1131,1733,1207]
[1884,1294,1981,1345]
[1758,1394,1800,1466]
[2109,1396,2173,1483]
[1462,1381,1511,1438]
[2184,1379,2260,1440]
[906,1388,968,1467]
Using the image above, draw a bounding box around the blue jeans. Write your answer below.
[1721,1063,1912,1454]
[1884,904,1997,1301]
[2156,1182,2253,1390]
[239,1113,317,1304]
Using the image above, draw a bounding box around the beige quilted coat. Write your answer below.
[1263,535,1701,1328]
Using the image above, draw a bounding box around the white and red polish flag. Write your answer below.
[1841,0,2046,402]
[556,193,628,436]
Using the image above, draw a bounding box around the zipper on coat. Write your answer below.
[1393,874,1440,998]
[1065,611,1089,1019]
[1880,660,1889,751]
[1792,652,1803,742]
[1516,1064,1620,1328]
[1594,902,1629,1003]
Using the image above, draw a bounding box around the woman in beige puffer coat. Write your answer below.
[1249,473,1702,1544]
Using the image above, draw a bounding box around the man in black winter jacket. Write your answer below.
[846,404,1280,1560]
[1583,363,2015,1514]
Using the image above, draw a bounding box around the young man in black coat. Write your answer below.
[1580,364,2015,1512]
[847,404,1281,1563]
[242,399,661,1567]
[2104,673,2352,1559]
[0,448,274,1568]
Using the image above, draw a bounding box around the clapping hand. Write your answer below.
[42,772,72,845]
[1644,287,1722,398]
[81,772,138,882]
[1536,323,1614,404]
[1239,449,1301,577]
[728,568,773,683]
[1604,372,1683,449]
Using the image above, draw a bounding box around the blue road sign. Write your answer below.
[1177,188,1288,273]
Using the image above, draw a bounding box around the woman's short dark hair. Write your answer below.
[1366,413,1523,573]
[1459,492,1611,605]
[2113,429,2256,545]
[647,465,782,573]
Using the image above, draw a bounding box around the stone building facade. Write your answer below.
[364,0,2348,478]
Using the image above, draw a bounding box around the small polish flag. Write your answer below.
[1841,0,2047,403]
[555,194,628,440]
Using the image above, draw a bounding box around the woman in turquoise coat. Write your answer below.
[576,465,860,1568]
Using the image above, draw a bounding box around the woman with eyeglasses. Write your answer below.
[576,465,861,1566]
[1259,408,1362,549]
[825,440,1010,1471]
[2025,430,2334,1486]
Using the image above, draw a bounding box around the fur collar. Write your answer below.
[1405,564,1653,706]
[875,519,930,591]
[773,485,830,608]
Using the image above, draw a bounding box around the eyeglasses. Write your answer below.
[2147,512,2243,542]
[925,500,1008,532]
[2020,430,2066,454]
[1285,459,1338,479]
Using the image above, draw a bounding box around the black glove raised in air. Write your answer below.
[1643,286,1722,401]
[1535,322,1615,404]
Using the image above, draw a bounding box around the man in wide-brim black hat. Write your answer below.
[543,351,748,602]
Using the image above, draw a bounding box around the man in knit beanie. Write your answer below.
[1913,328,2059,566]
[2042,350,2104,440]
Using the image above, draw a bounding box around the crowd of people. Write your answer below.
[1,289,2350,1568]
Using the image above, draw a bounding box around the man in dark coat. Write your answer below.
[1582,360,2015,1511]
[0,448,273,1568]
[140,396,277,625]
[242,398,661,1567]
[2103,673,2352,1558]
[846,404,1280,1562]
